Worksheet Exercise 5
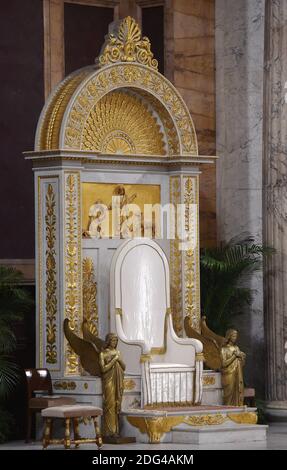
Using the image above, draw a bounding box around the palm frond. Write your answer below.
[0,358,21,399]
[0,324,17,354]
[200,234,274,334]
[0,407,14,443]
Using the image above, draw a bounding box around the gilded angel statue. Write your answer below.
[63,319,125,438]
[184,316,246,406]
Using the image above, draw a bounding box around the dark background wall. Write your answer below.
[0,1,165,262]
[142,6,164,75]
[64,3,113,75]
[0,0,44,259]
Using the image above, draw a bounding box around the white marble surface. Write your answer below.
[215,0,265,395]
[172,423,267,445]
[1,424,286,450]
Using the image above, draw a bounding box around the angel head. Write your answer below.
[224,329,238,345]
[105,333,118,350]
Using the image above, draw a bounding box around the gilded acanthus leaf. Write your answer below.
[98,17,158,70]
[82,257,98,336]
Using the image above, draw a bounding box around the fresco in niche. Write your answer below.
[82,183,161,239]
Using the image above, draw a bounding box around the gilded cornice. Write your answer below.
[25,150,217,168]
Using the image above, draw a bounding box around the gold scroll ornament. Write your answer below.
[127,411,258,443]
[45,183,57,364]
[98,16,158,70]
[82,257,98,335]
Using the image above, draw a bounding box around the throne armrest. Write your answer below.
[115,314,149,354]
[168,315,203,353]
[172,336,203,353]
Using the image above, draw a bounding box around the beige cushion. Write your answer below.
[30,396,76,409]
[41,405,103,418]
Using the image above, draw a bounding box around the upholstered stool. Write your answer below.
[41,405,103,449]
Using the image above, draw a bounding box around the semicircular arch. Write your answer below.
[59,63,198,156]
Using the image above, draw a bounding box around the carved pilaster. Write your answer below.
[37,176,60,370]
[170,175,182,335]
[83,257,98,336]
[169,174,200,335]
[64,172,82,375]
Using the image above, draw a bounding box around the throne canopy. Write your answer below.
[35,16,198,157]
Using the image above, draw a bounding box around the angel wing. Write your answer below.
[63,319,102,377]
[184,316,222,370]
[201,316,225,349]
[82,320,105,352]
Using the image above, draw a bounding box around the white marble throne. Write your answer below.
[110,238,203,407]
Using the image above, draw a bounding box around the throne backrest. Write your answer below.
[111,239,170,351]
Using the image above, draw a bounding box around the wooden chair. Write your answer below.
[244,387,256,407]
[41,405,103,449]
[25,368,76,442]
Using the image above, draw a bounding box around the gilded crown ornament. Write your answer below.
[98,16,158,70]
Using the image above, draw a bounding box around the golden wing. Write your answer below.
[184,316,222,370]
[63,319,102,377]
[82,320,105,352]
[201,316,225,349]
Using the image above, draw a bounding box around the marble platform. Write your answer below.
[121,406,267,444]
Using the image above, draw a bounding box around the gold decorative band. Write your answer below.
[195,353,205,361]
[140,354,152,363]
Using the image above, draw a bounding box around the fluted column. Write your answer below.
[264,0,287,419]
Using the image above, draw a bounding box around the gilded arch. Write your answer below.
[35,17,198,156]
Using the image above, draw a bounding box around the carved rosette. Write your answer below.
[183,176,200,332]
[45,184,58,364]
[170,176,183,335]
[203,375,216,386]
[82,257,98,336]
[64,172,82,375]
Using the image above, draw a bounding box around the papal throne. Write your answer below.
[110,238,203,407]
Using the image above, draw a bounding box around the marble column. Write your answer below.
[263,0,287,420]
[216,0,265,395]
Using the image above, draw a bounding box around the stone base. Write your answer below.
[265,401,287,422]
[202,370,223,405]
[121,406,267,444]
[172,422,267,445]
[103,436,136,444]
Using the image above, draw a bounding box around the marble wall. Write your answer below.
[263,0,287,414]
[216,0,265,395]
[165,0,216,247]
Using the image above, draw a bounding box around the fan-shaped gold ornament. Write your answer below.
[98,16,158,70]
[82,91,166,155]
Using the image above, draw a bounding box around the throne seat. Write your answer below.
[110,239,203,407]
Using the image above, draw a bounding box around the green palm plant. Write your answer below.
[0,265,33,442]
[200,234,273,336]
